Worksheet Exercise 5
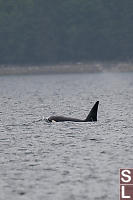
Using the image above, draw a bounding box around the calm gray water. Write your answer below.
[0,73,133,200]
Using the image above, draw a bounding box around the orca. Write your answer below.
[47,101,99,122]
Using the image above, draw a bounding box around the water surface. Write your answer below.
[0,73,133,200]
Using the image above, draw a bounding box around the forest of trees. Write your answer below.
[0,0,133,64]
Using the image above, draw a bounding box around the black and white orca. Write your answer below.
[47,101,99,122]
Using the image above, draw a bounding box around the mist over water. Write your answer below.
[0,73,133,200]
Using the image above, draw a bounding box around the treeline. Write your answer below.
[0,0,133,64]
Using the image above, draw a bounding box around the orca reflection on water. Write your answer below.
[47,101,99,122]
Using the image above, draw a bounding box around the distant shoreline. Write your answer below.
[0,62,133,75]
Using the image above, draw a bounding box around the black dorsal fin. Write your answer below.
[85,101,99,122]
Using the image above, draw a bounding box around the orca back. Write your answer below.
[47,101,99,122]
